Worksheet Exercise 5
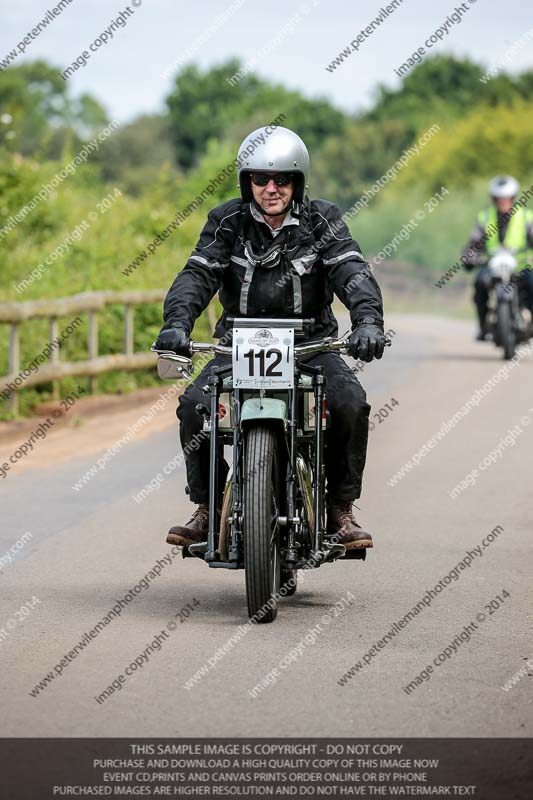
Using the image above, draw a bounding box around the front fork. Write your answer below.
[311,373,326,559]
[205,373,221,563]
[204,370,244,565]
[229,387,243,564]
[285,366,327,565]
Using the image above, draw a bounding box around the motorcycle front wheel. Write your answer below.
[243,424,281,623]
[496,302,516,360]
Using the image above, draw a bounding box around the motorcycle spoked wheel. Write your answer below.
[496,302,516,360]
[243,424,282,623]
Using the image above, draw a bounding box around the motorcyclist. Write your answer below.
[462,175,533,339]
[155,125,386,551]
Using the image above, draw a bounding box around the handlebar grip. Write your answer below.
[150,341,194,356]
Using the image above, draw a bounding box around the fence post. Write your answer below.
[8,323,20,416]
[49,317,59,401]
[124,304,134,356]
[88,311,98,394]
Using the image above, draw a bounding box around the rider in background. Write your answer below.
[155,126,386,551]
[462,175,533,339]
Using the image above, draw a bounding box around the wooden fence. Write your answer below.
[0,290,217,415]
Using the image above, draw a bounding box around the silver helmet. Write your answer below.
[489,175,520,199]
[237,125,310,203]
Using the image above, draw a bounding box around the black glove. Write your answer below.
[348,320,386,362]
[154,322,191,356]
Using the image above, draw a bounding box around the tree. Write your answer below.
[0,60,108,156]
[92,114,178,193]
[367,55,533,135]
[166,59,346,170]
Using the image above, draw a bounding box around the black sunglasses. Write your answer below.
[250,172,294,187]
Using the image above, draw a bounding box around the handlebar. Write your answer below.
[151,335,392,357]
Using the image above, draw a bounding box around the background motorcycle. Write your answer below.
[485,249,531,359]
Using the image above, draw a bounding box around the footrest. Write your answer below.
[208,560,242,569]
[340,548,367,560]
[293,543,346,569]
[185,541,208,559]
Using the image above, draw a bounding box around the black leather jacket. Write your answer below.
[163,196,384,341]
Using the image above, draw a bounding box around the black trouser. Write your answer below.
[176,351,371,505]
[474,266,533,329]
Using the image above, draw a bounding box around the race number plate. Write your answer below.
[233,327,294,389]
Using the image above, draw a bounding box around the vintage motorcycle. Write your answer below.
[153,317,389,623]
[484,249,531,359]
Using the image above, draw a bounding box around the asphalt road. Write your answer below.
[1,312,532,737]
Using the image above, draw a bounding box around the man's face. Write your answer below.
[250,172,294,216]
[494,196,513,214]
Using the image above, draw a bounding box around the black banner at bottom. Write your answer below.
[1,738,532,799]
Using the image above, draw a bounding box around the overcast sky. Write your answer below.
[2,0,532,122]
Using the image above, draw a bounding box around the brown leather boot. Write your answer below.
[326,499,373,549]
[166,504,209,547]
